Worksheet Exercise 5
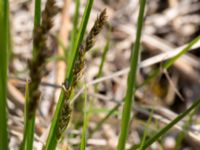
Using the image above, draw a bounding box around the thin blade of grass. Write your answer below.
[139,110,154,150]
[20,80,30,150]
[75,35,200,141]
[34,0,41,28]
[117,0,146,149]
[67,0,80,62]
[139,34,200,87]
[96,29,110,78]
[66,0,93,82]
[174,109,196,150]
[80,84,89,150]
[90,28,111,136]
[130,98,200,150]
[45,1,94,149]
[0,0,9,149]
[20,0,41,149]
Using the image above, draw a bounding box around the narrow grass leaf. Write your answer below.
[174,109,196,150]
[20,0,41,149]
[139,110,154,150]
[80,85,89,150]
[0,0,9,149]
[117,0,146,149]
[139,34,200,87]
[96,29,110,78]
[132,98,200,150]
[68,0,80,62]
[20,80,30,150]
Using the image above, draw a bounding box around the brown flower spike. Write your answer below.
[28,0,58,118]
[56,9,107,140]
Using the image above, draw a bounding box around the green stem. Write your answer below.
[80,85,90,150]
[45,1,94,149]
[0,0,9,149]
[117,0,146,149]
[139,98,200,150]
[96,30,110,78]
[139,34,200,88]
[68,0,80,62]
[34,0,41,28]
[20,0,41,149]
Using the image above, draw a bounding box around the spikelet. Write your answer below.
[28,0,58,118]
[56,83,72,139]
[73,9,107,87]
[85,8,107,51]
[56,9,107,141]
[72,44,86,87]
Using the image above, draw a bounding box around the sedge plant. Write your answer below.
[2,0,200,149]
[44,1,95,149]
[44,1,107,149]
[20,0,41,149]
[21,0,59,149]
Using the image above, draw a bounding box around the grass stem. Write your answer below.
[0,0,9,149]
[117,0,146,149]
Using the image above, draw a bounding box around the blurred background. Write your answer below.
[8,0,200,149]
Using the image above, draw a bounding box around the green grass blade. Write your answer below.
[90,28,111,136]
[45,1,94,149]
[117,0,146,149]
[20,81,31,150]
[68,0,80,62]
[139,110,154,150]
[96,30,110,78]
[174,109,196,150]
[111,37,200,142]
[139,34,200,87]
[90,35,200,149]
[133,98,200,150]
[0,0,9,149]
[7,18,13,61]
[34,0,41,28]
[80,85,89,150]
[66,0,93,81]
[20,0,41,149]
[163,35,200,69]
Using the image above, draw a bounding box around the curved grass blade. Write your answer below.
[90,33,200,146]
[174,109,196,150]
[139,34,200,87]
[130,98,200,150]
